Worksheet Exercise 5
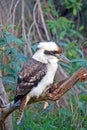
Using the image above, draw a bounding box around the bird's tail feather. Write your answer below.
[17,96,27,125]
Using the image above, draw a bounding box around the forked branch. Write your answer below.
[0,67,87,122]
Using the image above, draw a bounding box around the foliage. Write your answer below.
[64,0,82,15]
[45,0,87,74]
[46,17,83,40]
[0,25,27,98]
[13,99,87,130]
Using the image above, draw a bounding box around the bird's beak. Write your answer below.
[58,54,71,63]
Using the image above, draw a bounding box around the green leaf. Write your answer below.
[6,24,13,30]
[6,34,15,44]
[11,61,20,71]
[76,48,84,57]
[0,30,4,36]
[0,38,6,46]
[5,33,23,44]
[79,26,84,31]
[69,0,76,3]
[71,58,86,63]
[5,47,17,54]
[59,62,72,69]
[80,128,87,130]
[32,42,39,51]
[2,77,15,84]
[73,8,77,15]
[77,100,85,113]
[14,37,23,44]
[16,53,27,62]
[79,92,87,101]
[58,108,72,117]
[60,31,66,38]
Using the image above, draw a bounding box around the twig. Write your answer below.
[37,0,50,40]
[7,0,14,19]
[27,1,43,41]
[11,0,20,33]
[21,0,33,56]
[21,0,27,41]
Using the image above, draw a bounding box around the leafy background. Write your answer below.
[0,0,87,129]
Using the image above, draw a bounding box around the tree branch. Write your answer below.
[0,70,13,129]
[0,67,87,122]
[37,0,50,40]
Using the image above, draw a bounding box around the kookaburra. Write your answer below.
[14,41,71,124]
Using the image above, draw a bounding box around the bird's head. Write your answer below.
[33,41,71,64]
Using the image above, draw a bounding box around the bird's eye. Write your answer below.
[53,51,58,54]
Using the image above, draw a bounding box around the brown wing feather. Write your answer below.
[14,58,47,103]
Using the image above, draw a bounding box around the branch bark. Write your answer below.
[37,0,50,40]
[0,67,87,124]
[0,71,13,130]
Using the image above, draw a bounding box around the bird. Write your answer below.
[14,41,71,124]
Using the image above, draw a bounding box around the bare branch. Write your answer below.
[7,0,14,19]
[27,1,43,41]
[37,0,50,40]
[10,0,20,33]
[21,0,33,57]
[0,70,13,130]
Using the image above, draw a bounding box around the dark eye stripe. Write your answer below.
[44,50,58,55]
